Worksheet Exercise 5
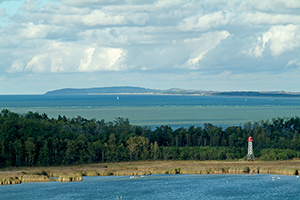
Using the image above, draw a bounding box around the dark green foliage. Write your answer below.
[0,109,300,167]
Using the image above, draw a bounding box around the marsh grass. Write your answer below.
[1,160,300,184]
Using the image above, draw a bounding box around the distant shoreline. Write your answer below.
[86,93,300,98]
[44,86,300,98]
[2,93,300,98]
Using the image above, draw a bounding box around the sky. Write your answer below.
[0,0,300,94]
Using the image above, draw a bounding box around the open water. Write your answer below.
[0,95,300,129]
[1,174,300,199]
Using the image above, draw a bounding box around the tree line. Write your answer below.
[0,109,300,167]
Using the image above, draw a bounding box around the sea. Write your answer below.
[1,174,300,199]
[0,94,300,129]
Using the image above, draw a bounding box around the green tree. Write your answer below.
[126,136,138,160]
[14,139,23,166]
[107,134,117,161]
[65,140,76,164]
[25,137,36,165]
[37,139,50,166]
[150,141,160,160]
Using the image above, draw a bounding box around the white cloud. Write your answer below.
[155,0,187,8]
[103,4,156,13]
[78,47,95,71]
[58,0,122,7]
[19,41,127,73]
[48,11,127,27]
[21,0,40,12]
[227,0,300,13]
[182,31,230,68]
[78,29,129,45]
[78,47,127,72]
[186,51,208,66]
[246,31,272,58]
[250,0,300,11]
[44,3,90,15]
[283,0,300,9]
[286,59,300,67]
[19,22,49,39]
[26,54,51,73]
[123,12,149,25]
[6,60,24,73]
[81,10,126,26]
[45,8,149,27]
[179,11,233,31]
[241,12,300,25]
[247,24,300,58]
[268,25,300,56]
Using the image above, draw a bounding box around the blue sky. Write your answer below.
[0,0,300,94]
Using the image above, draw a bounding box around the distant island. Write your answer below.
[44,86,159,95]
[45,86,300,98]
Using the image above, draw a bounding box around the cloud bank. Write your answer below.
[0,0,300,94]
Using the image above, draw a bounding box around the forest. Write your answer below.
[0,109,300,167]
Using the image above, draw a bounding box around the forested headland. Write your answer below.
[0,109,300,168]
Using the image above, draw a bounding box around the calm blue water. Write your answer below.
[1,95,300,107]
[0,174,299,199]
[1,95,300,128]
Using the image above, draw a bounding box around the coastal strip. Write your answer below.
[1,160,299,185]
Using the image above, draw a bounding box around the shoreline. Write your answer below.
[1,160,299,185]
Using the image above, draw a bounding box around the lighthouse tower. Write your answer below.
[247,136,254,160]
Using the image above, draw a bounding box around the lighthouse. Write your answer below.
[247,136,254,160]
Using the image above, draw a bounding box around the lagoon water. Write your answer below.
[1,95,300,129]
[1,174,300,199]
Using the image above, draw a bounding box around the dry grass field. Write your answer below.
[1,159,300,184]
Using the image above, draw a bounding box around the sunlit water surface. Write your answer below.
[1,174,300,199]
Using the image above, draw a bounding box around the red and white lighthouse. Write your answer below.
[247,136,254,160]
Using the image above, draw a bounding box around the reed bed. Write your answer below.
[1,160,299,185]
